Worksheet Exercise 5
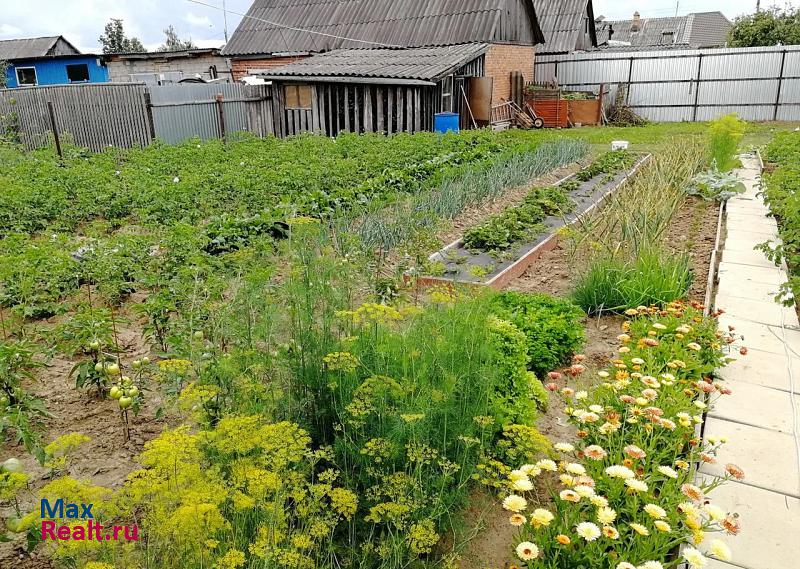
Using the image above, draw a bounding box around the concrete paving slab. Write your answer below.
[692,479,800,569]
[700,419,800,497]
[724,233,781,253]
[715,294,792,326]
[721,248,781,269]
[717,262,787,286]
[709,379,799,434]
[719,346,799,393]
[703,559,747,569]
[718,316,800,356]
[717,279,783,304]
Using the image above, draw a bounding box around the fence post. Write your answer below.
[692,54,704,122]
[215,94,226,141]
[625,57,634,105]
[46,101,63,161]
[774,49,787,121]
[143,90,156,142]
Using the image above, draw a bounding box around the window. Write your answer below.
[660,31,675,45]
[15,67,37,86]
[441,75,454,112]
[209,65,218,79]
[66,63,90,83]
[285,84,313,109]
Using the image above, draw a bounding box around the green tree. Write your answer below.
[0,60,8,88]
[98,18,146,53]
[158,25,196,52]
[729,6,800,47]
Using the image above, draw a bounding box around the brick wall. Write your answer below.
[484,44,535,104]
[230,56,308,81]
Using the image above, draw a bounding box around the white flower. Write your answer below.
[555,442,575,453]
[643,504,666,519]
[658,465,678,479]
[708,539,732,561]
[515,541,539,561]
[683,546,708,568]
[512,478,534,492]
[703,504,725,522]
[520,463,542,477]
[625,478,648,492]
[535,459,557,472]
[502,494,527,513]
[605,465,635,479]
[616,563,636,569]
[575,521,601,542]
[639,563,665,569]
[597,506,617,524]
[565,463,586,475]
[173,176,180,183]
[575,390,588,400]
[509,469,528,481]
[574,485,595,497]
[590,495,609,507]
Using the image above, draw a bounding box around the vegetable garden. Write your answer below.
[0,119,793,569]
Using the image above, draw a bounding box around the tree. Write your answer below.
[729,6,800,47]
[98,18,146,53]
[0,60,8,88]
[158,25,196,52]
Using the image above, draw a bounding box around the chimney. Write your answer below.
[631,11,641,32]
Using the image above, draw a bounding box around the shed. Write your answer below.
[535,0,598,55]
[259,44,490,136]
[106,48,232,84]
[1,36,108,88]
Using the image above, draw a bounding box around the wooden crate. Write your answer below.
[568,99,602,126]
[530,99,568,128]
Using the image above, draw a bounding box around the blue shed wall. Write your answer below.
[6,56,108,88]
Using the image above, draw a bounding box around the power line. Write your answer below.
[185,0,403,48]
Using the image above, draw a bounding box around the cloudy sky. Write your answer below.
[0,0,795,53]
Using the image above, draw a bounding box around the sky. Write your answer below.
[0,0,797,54]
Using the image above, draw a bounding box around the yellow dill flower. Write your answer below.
[322,351,359,372]
[329,487,358,520]
[214,549,246,569]
[406,519,439,554]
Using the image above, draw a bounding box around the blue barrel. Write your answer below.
[434,112,459,134]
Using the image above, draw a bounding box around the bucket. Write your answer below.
[434,112,459,134]
[611,140,629,151]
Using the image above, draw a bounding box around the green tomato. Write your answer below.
[95,362,105,373]
[118,396,133,409]
[132,359,142,369]
[128,386,139,398]
[4,515,24,533]
[193,331,204,340]
[106,363,120,376]
[122,376,132,387]
[142,356,151,365]
[109,386,122,400]
[89,340,101,350]
[0,394,9,407]
[1,457,22,473]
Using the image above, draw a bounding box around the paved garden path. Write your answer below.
[700,153,800,569]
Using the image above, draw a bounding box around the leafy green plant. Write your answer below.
[686,168,746,202]
[575,150,634,182]
[490,291,585,377]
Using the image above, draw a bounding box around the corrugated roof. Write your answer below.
[0,36,79,60]
[259,43,488,82]
[536,0,597,54]
[222,0,544,56]
[595,11,730,48]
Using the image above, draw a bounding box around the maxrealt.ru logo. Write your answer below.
[40,499,138,541]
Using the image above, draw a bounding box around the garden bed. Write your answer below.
[418,153,651,289]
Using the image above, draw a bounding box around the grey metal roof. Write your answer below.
[595,11,730,48]
[0,36,81,60]
[259,43,488,82]
[222,0,544,56]
[536,0,597,54]
[111,48,224,60]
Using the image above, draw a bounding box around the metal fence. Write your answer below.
[0,82,275,151]
[535,45,800,122]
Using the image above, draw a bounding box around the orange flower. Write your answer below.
[556,534,571,545]
[722,514,741,535]
[725,463,745,480]
[681,483,704,501]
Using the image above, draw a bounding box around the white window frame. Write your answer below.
[15,66,38,86]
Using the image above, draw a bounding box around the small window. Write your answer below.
[285,84,313,109]
[660,31,675,44]
[66,64,90,83]
[441,75,454,112]
[209,65,218,79]
[16,67,37,86]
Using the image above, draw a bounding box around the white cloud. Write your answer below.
[0,24,24,38]
[185,12,213,28]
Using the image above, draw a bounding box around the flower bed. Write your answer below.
[419,152,649,288]
[498,301,744,569]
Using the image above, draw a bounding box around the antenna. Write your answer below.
[675,1,680,17]
[222,0,229,43]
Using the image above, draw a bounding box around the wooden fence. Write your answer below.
[0,82,275,151]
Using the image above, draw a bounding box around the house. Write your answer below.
[535,0,598,55]
[595,11,732,49]
[105,48,233,84]
[1,36,108,88]
[222,0,544,135]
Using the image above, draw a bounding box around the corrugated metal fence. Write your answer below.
[0,82,274,151]
[536,45,800,122]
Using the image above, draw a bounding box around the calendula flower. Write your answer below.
[509,469,528,482]
[602,525,619,539]
[597,506,617,525]
[703,504,725,522]
[681,483,704,501]
[709,539,732,561]
[654,520,671,532]
[683,546,708,568]
[625,479,649,493]
[590,495,609,507]
[535,459,557,472]
[559,473,575,486]
[515,542,539,561]
[721,514,741,535]
[555,442,575,453]
[605,465,635,479]
[560,489,581,503]
[616,563,636,569]
[692,530,706,545]
[509,514,526,527]
[687,342,702,351]
[575,390,588,400]
[657,465,678,479]
[678,502,699,517]
[598,370,610,378]
[520,464,542,477]
[584,445,607,460]
[725,463,745,480]
[556,534,571,545]
[530,508,554,527]
[512,478,534,492]
[503,494,528,513]
[629,522,650,536]
[574,485,595,498]
[624,445,647,459]
[644,504,666,519]
[619,346,631,353]
[639,562,664,569]
[565,463,586,475]
[576,522,601,542]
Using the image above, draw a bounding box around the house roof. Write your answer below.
[536,0,597,54]
[596,11,731,48]
[109,48,223,61]
[222,0,544,56]
[259,43,488,84]
[0,35,80,60]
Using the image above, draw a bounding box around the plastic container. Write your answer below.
[611,140,629,150]
[434,112,459,134]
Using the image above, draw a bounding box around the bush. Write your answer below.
[490,291,585,377]
[572,248,693,315]
[708,114,745,172]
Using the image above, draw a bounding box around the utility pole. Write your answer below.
[756,0,761,12]
[223,0,229,43]
[675,1,680,17]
